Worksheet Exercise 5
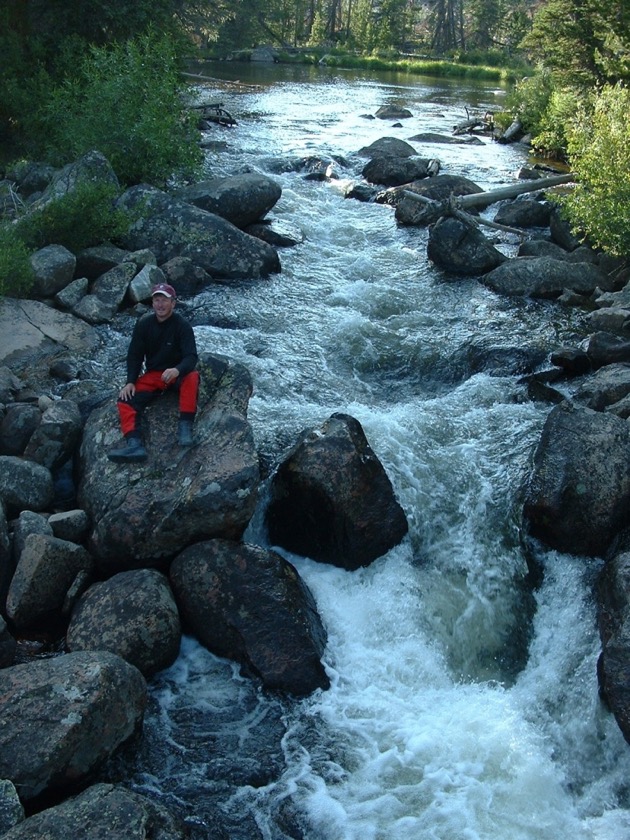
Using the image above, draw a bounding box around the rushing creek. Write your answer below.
[104,63,630,839]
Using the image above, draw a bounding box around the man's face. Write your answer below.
[152,294,176,322]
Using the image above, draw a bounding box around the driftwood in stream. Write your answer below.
[401,173,575,228]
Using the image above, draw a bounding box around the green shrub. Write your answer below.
[501,68,555,136]
[0,226,36,298]
[13,180,131,253]
[531,88,581,159]
[40,31,202,186]
[559,83,630,256]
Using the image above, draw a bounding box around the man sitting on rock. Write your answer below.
[108,283,200,463]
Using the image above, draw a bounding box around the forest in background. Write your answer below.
[0,0,629,296]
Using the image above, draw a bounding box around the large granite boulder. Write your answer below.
[482,256,610,298]
[170,538,329,696]
[78,353,260,573]
[522,401,630,556]
[357,137,418,159]
[29,245,76,299]
[265,413,408,569]
[382,173,483,213]
[23,399,83,471]
[597,550,630,745]
[116,184,281,280]
[66,569,181,677]
[0,651,146,801]
[427,215,506,276]
[177,173,282,229]
[0,783,187,840]
[0,299,96,377]
[6,533,94,631]
[0,457,54,514]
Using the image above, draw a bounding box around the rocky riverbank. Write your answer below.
[2,136,630,837]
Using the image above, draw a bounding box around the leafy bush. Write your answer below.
[13,181,130,253]
[501,68,555,136]
[40,31,202,186]
[559,83,630,256]
[531,87,581,160]
[0,226,36,298]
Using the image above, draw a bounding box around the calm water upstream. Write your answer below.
[111,63,630,839]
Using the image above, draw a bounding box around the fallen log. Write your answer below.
[496,119,523,144]
[402,173,575,226]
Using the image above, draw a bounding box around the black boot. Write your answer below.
[178,419,194,447]
[107,436,147,463]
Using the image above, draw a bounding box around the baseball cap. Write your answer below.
[152,283,176,299]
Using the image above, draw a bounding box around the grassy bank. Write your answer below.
[209,47,529,85]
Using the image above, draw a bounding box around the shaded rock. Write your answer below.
[427,215,506,275]
[0,457,54,513]
[584,332,630,369]
[72,294,117,325]
[6,533,94,630]
[0,782,187,840]
[374,105,412,120]
[75,244,130,280]
[587,307,630,334]
[573,363,630,410]
[30,245,77,299]
[0,651,146,801]
[0,615,16,667]
[0,779,23,835]
[0,403,41,455]
[244,219,304,247]
[0,366,22,403]
[91,262,136,311]
[23,399,82,471]
[344,183,379,202]
[159,256,213,296]
[408,132,484,146]
[55,277,89,311]
[79,353,260,573]
[523,401,630,556]
[67,569,180,678]
[549,347,592,376]
[265,413,408,569]
[550,207,581,251]
[494,198,552,228]
[36,150,119,207]
[47,509,90,543]
[390,174,484,222]
[362,155,436,187]
[482,256,609,298]
[177,174,282,229]
[116,184,280,280]
[597,551,630,745]
[357,137,417,159]
[0,502,12,616]
[170,538,329,696]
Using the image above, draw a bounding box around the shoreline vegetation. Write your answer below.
[198,46,529,84]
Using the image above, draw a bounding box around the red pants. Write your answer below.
[117,370,200,437]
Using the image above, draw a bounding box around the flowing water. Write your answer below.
[111,63,630,839]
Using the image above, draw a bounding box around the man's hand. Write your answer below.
[118,383,136,401]
[162,368,180,385]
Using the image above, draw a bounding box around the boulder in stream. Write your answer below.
[78,353,260,574]
[170,538,329,696]
[427,215,506,275]
[523,401,630,556]
[265,413,408,569]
